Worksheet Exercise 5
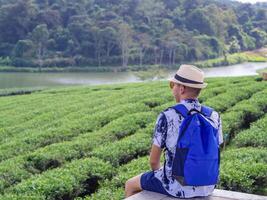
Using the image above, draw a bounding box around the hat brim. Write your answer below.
[168,78,207,89]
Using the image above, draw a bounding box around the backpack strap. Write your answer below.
[171,104,188,118]
[201,105,213,117]
[164,104,188,182]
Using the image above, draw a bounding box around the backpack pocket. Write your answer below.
[184,156,219,186]
[171,148,189,185]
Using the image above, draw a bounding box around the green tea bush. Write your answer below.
[0,194,45,200]
[0,96,88,142]
[0,112,155,193]
[0,76,266,198]
[205,82,265,112]
[232,115,267,147]
[6,158,113,200]
[90,124,154,166]
[0,87,43,97]
[222,88,267,141]
[88,156,150,200]
[220,148,267,195]
[26,112,156,171]
[0,156,31,194]
[199,85,227,103]
[0,103,150,161]
[0,91,102,139]
[0,82,163,140]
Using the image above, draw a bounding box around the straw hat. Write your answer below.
[168,64,207,89]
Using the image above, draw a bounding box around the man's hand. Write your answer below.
[150,144,162,171]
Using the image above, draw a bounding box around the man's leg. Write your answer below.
[125,174,143,198]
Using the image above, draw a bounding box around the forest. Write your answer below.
[0,0,267,69]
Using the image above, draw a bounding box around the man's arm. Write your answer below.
[149,144,162,171]
[150,112,167,171]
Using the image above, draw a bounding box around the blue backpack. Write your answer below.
[166,104,220,186]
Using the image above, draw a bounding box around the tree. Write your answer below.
[0,0,266,68]
[250,28,267,48]
[186,9,216,36]
[161,19,174,34]
[135,0,165,26]
[32,24,49,68]
[183,0,202,13]
[229,36,241,53]
[210,37,222,54]
[13,39,34,58]
[241,33,256,50]
[255,9,267,21]
[163,0,180,11]
[161,30,180,66]
[90,26,104,66]
[134,33,150,67]
[0,43,14,57]
[117,23,132,68]
[50,28,71,51]
[227,24,254,51]
[0,0,37,44]
[238,12,250,24]
[35,9,62,29]
[101,26,118,58]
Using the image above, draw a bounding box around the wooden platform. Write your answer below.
[125,189,267,200]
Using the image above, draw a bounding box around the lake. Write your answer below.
[0,62,266,89]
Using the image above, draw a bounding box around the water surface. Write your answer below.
[0,62,266,89]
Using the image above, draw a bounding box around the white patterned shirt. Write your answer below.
[153,99,223,198]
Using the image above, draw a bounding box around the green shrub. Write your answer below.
[0,156,31,194]
[199,85,227,102]
[6,158,114,200]
[0,103,150,161]
[0,88,43,97]
[89,156,150,200]
[222,88,267,141]
[90,124,154,166]
[26,112,156,171]
[0,76,266,198]
[0,112,155,193]
[0,194,45,200]
[232,115,267,147]
[219,148,267,195]
[205,82,265,112]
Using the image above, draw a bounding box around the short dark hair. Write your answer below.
[185,86,201,97]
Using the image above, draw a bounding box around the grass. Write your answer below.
[195,51,267,68]
[257,67,267,74]
[0,66,127,73]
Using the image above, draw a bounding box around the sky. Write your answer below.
[235,0,267,3]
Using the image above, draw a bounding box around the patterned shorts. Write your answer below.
[140,171,171,196]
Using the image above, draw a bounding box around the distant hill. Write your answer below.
[0,0,266,69]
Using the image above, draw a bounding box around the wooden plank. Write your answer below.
[125,189,267,200]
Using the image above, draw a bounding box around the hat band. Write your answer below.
[175,74,203,84]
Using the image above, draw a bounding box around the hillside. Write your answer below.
[0,76,266,199]
[0,0,267,69]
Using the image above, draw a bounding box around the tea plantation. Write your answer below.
[0,76,266,200]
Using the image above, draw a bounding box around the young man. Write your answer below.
[125,65,223,198]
